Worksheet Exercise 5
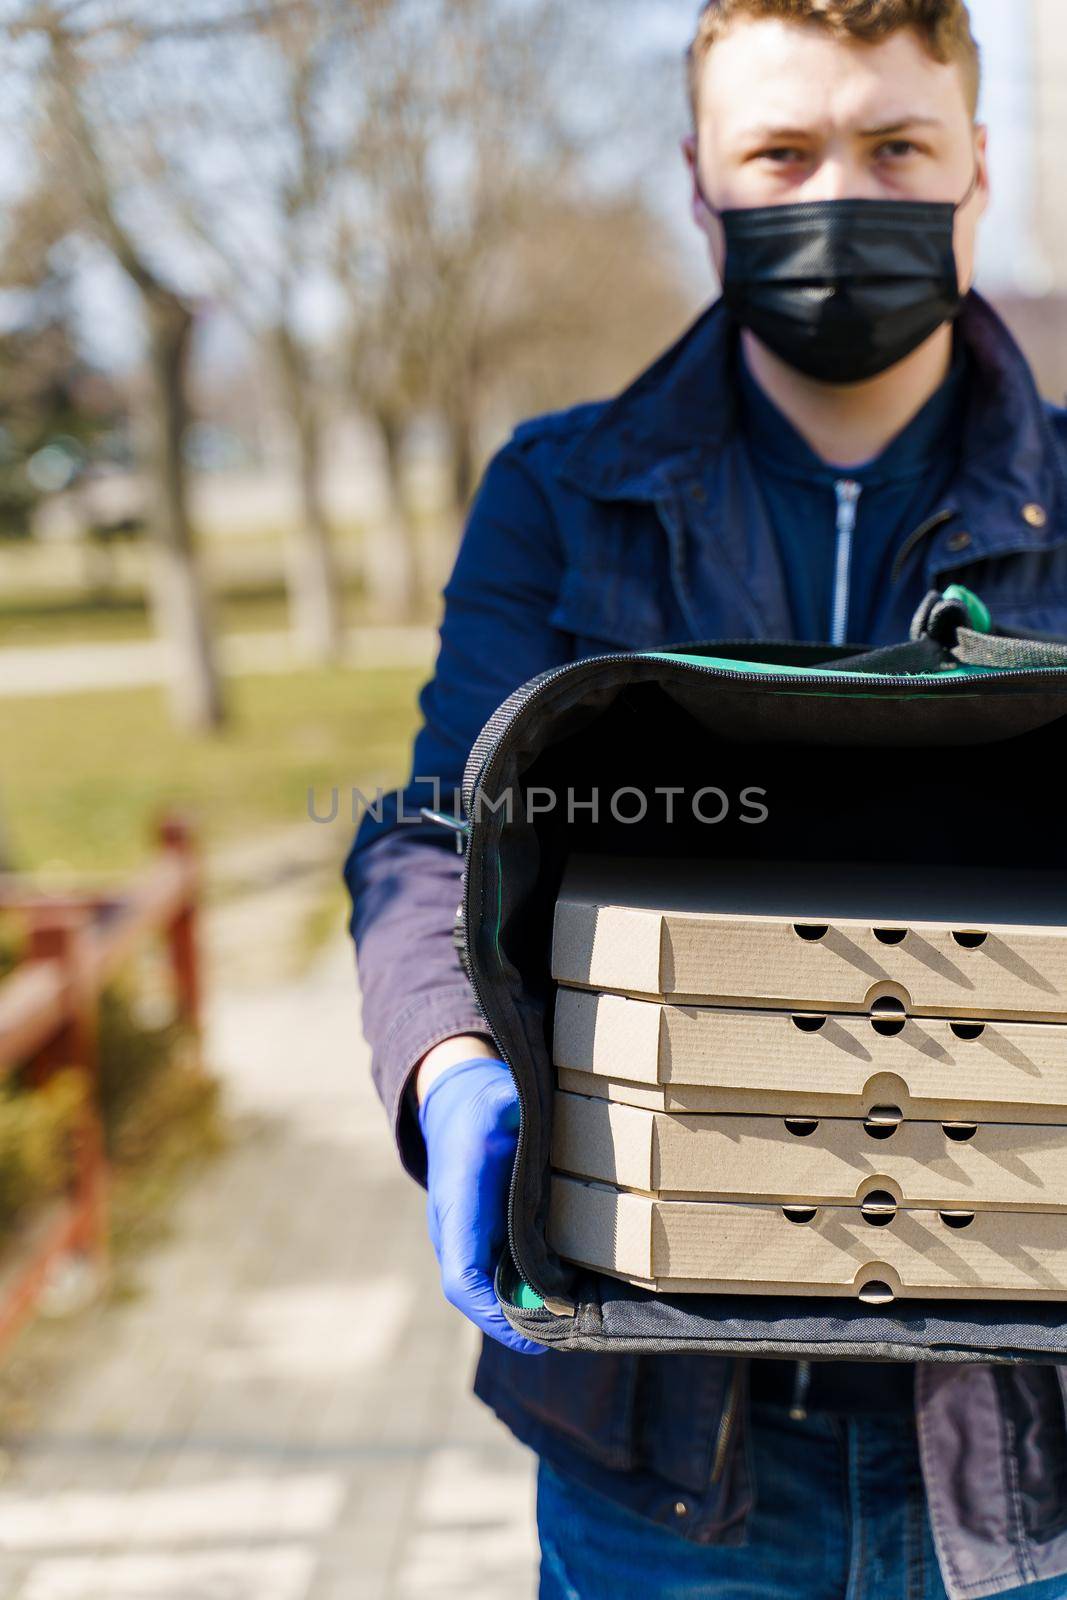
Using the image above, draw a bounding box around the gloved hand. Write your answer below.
[417,1056,548,1356]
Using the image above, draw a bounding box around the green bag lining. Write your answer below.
[643,650,1004,680]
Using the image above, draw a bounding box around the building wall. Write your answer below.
[1032,0,1067,294]
[993,294,1067,404]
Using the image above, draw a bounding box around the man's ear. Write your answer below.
[973,123,991,218]
[681,132,713,232]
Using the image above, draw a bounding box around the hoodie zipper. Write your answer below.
[830,480,862,646]
[443,647,1067,1308]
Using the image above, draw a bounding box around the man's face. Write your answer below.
[682,18,988,293]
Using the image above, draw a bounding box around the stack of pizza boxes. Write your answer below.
[547,853,1067,1303]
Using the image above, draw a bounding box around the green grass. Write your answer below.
[2,665,427,876]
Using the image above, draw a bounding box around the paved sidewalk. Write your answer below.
[0,932,539,1600]
[0,626,435,697]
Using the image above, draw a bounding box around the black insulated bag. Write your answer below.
[429,585,1067,1364]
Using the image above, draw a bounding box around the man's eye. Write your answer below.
[876,139,919,159]
[757,147,806,165]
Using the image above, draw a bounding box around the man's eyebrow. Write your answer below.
[737,114,944,144]
[739,125,819,144]
[860,115,945,136]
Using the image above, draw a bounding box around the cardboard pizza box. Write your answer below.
[552,987,1067,1123]
[547,1174,1067,1301]
[550,854,1067,1019]
[550,1089,1067,1210]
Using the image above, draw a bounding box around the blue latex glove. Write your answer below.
[417,1056,548,1356]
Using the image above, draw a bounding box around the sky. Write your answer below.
[965,0,1044,290]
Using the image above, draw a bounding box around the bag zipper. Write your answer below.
[711,1359,744,1482]
[459,642,1033,821]
[420,809,468,853]
[789,1358,813,1420]
[450,646,1067,1307]
[830,480,862,646]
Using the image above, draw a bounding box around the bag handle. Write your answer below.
[831,585,1067,675]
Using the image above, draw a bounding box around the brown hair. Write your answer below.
[687,0,981,123]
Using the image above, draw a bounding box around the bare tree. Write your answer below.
[164,0,359,661]
[325,0,693,616]
[339,220,432,620]
[3,3,225,730]
[1,0,694,642]
[334,0,581,611]
[480,190,695,423]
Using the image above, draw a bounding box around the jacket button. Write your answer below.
[674,1500,689,1517]
[689,483,707,503]
[946,530,972,553]
[1023,503,1048,529]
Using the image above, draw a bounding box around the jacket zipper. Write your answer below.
[830,480,862,646]
[446,647,1067,1308]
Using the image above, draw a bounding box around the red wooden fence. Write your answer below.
[0,813,201,1352]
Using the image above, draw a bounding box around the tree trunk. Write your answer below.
[362,410,423,621]
[434,398,480,590]
[274,325,345,664]
[43,32,223,729]
[143,293,225,732]
[443,401,477,518]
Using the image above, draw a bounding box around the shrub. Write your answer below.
[0,916,23,982]
[0,1069,86,1245]
[0,963,222,1254]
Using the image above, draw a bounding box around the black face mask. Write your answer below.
[699,171,978,385]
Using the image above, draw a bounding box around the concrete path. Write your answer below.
[0,627,435,697]
[0,929,539,1599]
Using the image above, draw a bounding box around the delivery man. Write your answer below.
[344,3,1067,1596]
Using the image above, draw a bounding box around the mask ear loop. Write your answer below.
[693,169,723,223]
[954,164,981,213]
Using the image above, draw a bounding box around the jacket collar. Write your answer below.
[555,290,1067,565]
[555,297,736,502]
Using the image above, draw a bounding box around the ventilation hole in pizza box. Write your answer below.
[864,1107,902,1140]
[871,1014,906,1037]
[869,995,907,1033]
[861,1191,897,1226]
[942,1122,978,1143]
[784,1118,819,1138]
[873,927,908,945]
[782,1205,817,1225]
[858,1279,895,1305]
[791,1013,826,1034]
[950,1021,985,1041]
[940,1210,976,1230]
[870,992,908,1017]
[952,930,988,949]
[793,924,828,942]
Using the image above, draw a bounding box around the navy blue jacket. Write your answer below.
[343,291,1067,1600]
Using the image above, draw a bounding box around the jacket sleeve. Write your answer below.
[343,434,575,1188]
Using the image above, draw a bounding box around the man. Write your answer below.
[344,3,1067,1596]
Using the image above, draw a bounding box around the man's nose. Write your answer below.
[801,159,880,203]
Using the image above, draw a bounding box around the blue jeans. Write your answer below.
[536,1400,1067,1600]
